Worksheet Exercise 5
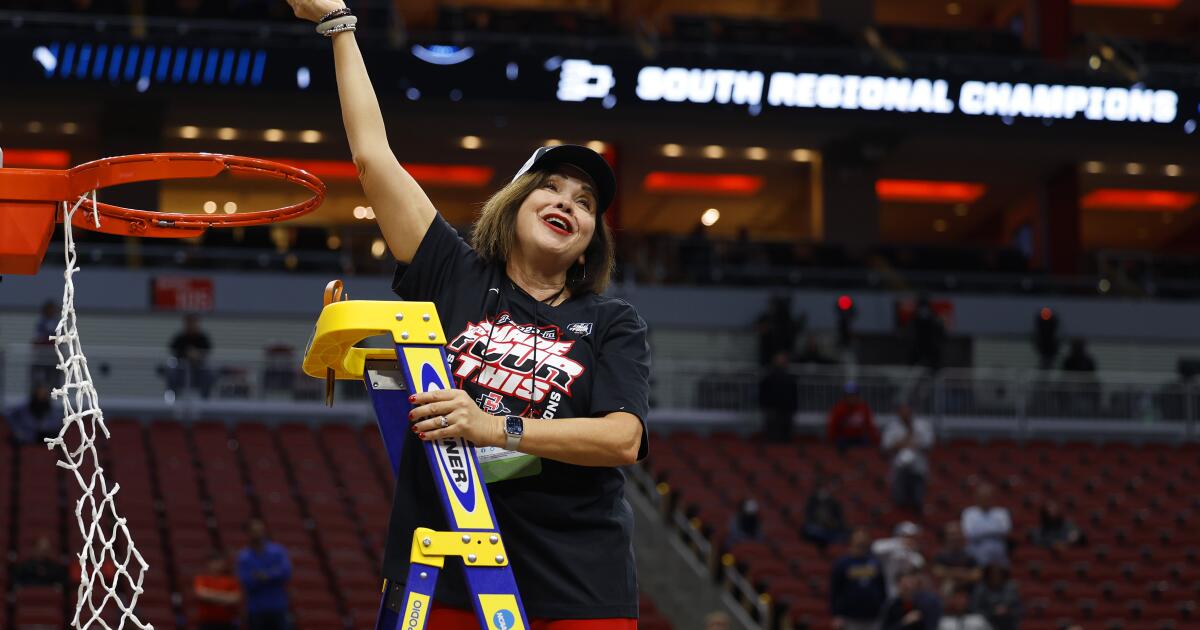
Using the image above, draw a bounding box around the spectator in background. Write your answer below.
[830,527,888,630]
[802,478,848,549]
[961,483,1011,567]
[679,223,716,284]
[828,382,879,453]
[33,299,58,342]
[30,299,59,386]
[236,519,291,630]
[1032,308,1059,371]
[882,404,934,516]
[932,522,980,596]
[727,498,763,546]
[5,384,60,445]
[759,350,799,443]
[755,294,801,366]
[1028,500,1085,551]
[970,564,1021,630]
[938,584,992,630]
[14,536,68,589]
[796,335,835,366]
[194,551,241,630]
[880,568,942,630]
[873,522,926,596]
[1060,338,1096,373]
[909,295,946,373]
[167,314,214,399]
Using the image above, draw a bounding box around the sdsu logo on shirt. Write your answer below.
[447,312,585,406]
[476,391,511,415]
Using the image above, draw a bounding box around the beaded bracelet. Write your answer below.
[316,14,358,36]
[318,7,352,23]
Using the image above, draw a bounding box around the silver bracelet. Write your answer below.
[316,14,357,36]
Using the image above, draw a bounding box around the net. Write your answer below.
[44,191,153,629]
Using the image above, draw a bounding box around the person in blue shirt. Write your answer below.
[831,527,887,630]
[236,519,292,630]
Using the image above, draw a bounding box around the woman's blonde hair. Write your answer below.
[471,169,615,295]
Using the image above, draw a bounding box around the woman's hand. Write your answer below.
[409,389,504,447]
[286,0,347,23]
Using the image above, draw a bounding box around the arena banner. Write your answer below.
[559,58,1185,126]
[12,35,1198,132]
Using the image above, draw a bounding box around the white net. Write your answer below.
[44,192,153,630]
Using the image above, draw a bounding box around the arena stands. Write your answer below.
[643,429,1200,629]
[0,417,675,629]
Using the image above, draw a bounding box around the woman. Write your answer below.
[287,1,651,628]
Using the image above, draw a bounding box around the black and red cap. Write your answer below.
[512,144,616,214]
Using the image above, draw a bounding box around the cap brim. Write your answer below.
[523,144,616,213]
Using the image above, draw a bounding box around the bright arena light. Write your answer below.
[700,208,720,226]
[202,201,217,214]
[179,125,200,139]
[353,206,367,219]
[216,127,238,141]
[1084,161,1104,174]
[702,145,725,159]
[460,135,482,149]
[1165,164,1182,176]
[1125,163,1143,175]
[745,147,768,160]
[661,143,683,157]
[370,238,387,259]
[263,128,285,142]
[791,148,814,162]
[223,202,237,214]
[300,129,323,143]
[61,122,79,134]
[587,140,607,153]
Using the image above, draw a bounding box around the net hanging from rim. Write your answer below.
[45,191,153,630]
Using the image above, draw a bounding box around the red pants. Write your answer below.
[429,603,637,629]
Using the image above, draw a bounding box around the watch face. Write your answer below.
[505,415,524,437]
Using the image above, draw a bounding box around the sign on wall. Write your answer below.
[151,276,214,312]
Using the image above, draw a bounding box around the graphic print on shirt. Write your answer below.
[476,391,512,415]
[446,312,585,415]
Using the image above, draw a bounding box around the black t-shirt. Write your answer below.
[384,215,651,619]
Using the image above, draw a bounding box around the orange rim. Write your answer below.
[66,153,326,235]
[0,152,327,238]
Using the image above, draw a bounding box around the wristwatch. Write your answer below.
[504,415,524,451]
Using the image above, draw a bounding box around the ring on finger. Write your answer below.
[439,417,449,428]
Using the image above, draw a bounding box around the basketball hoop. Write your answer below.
[0,149,328,629]
[0,152,327,275]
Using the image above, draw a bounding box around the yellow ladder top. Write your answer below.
[302,300,447,380]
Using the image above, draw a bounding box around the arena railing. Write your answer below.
[5,341,1197,439]
[650,360,1199,441]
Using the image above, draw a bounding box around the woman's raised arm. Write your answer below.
[288,0,436,263]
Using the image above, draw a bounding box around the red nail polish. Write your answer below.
[418,432,425,439]
[411,425,418,432]
[409,395,416,403]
